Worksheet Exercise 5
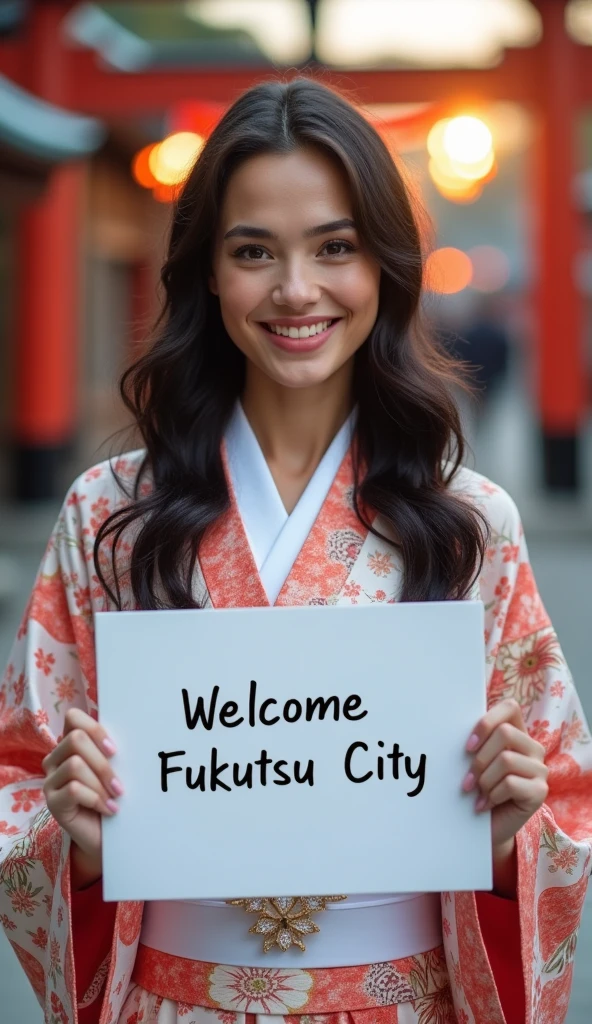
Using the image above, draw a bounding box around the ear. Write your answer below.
[208,273,219,296]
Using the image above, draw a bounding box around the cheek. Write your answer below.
[337,264,380,318]
[217,267,267,322]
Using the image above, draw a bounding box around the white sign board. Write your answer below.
[96,602,491,901]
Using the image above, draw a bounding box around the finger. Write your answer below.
[63,707,117,756]
[466,698,525,753]
[43,729,124,800]
[47,779,118,819]
[477,750,548,798]
[479,774,549,813]
[42,711,116,776]
[44,755,118,804]
[463,723,545,791]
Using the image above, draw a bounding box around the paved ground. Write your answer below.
[0,385,590,1021]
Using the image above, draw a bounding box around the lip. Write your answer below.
[258,318,342,354]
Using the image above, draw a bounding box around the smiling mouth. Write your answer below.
[261,318,341,339]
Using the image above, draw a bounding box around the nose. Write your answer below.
[271,258,322,310]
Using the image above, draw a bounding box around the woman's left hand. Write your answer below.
[463,697,549,849]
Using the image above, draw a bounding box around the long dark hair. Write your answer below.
[94,77,488,609]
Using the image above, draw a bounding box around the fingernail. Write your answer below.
[475,795,487,812]
[102,737,117,756]
[105,799,119,814]
[462,772,476,792]
[110,777,124,797]
[466,733,480,752]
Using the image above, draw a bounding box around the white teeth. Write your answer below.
[267,320,332,338]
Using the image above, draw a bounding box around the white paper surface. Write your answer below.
[96,602,491,901]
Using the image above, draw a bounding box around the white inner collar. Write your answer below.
[225,403,355,603]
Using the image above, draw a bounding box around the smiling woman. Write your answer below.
[99,77,485,603]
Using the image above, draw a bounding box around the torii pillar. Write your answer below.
[12,2,85,500]
[534,0,586,491]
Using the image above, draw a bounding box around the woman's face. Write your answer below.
[210,147,381,390]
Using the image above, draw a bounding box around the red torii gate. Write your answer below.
[1,0,587,495]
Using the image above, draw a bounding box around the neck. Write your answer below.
[240,361,354,512]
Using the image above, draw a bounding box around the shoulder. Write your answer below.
[60,449,148,544]
[65,449,148,507]
[446,463,522,540]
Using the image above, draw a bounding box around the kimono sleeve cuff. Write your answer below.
[71,874,117,1023]
[476,890,525,1024]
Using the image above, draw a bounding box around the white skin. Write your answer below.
[43,147,547,895]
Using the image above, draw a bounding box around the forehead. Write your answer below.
[219,147,354,231]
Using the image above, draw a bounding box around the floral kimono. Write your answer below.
[1,410,591,1024]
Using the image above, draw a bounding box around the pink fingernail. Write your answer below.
[475,795,487,812]
[105,799,119,814]
[462,772,475,792]
[110,777,124,797]
[102,737,117,756]
[466,733,480,752]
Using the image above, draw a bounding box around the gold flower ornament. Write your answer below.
[227,895,347,952]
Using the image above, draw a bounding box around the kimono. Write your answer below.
[1,404,591,1024]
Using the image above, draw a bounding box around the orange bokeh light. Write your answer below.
[132,144,159,189]
[425,247,473,294]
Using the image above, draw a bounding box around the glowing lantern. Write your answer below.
[425,247,473,295]
[148,132,205,187]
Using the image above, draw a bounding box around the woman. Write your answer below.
[0,78,590,1024]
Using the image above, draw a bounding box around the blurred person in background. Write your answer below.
[0,78,590,1024]
[456,296,510,415]
[435,295,511,435]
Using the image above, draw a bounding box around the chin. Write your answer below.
[264,357,344,391]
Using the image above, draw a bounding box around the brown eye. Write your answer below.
[321,240,356,257]
[233,245,271,261]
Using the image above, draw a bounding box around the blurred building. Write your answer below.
[0,0,590,500]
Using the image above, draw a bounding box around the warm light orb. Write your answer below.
[426,118,451,160]
[427,115,494,199]
[148,132,204,186]
[132,144,159,189]
[425,247,473,294]
[443,116,492,164]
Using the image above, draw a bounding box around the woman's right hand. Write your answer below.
[42,708,123,888]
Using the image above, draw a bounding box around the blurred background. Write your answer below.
[0,0,590,1020]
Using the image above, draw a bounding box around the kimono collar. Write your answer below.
[225,403,356,604]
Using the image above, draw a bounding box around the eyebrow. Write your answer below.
[223,218,356,241]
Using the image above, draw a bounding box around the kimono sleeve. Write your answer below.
[0,486,116,1024]
[476,486,592,1022]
